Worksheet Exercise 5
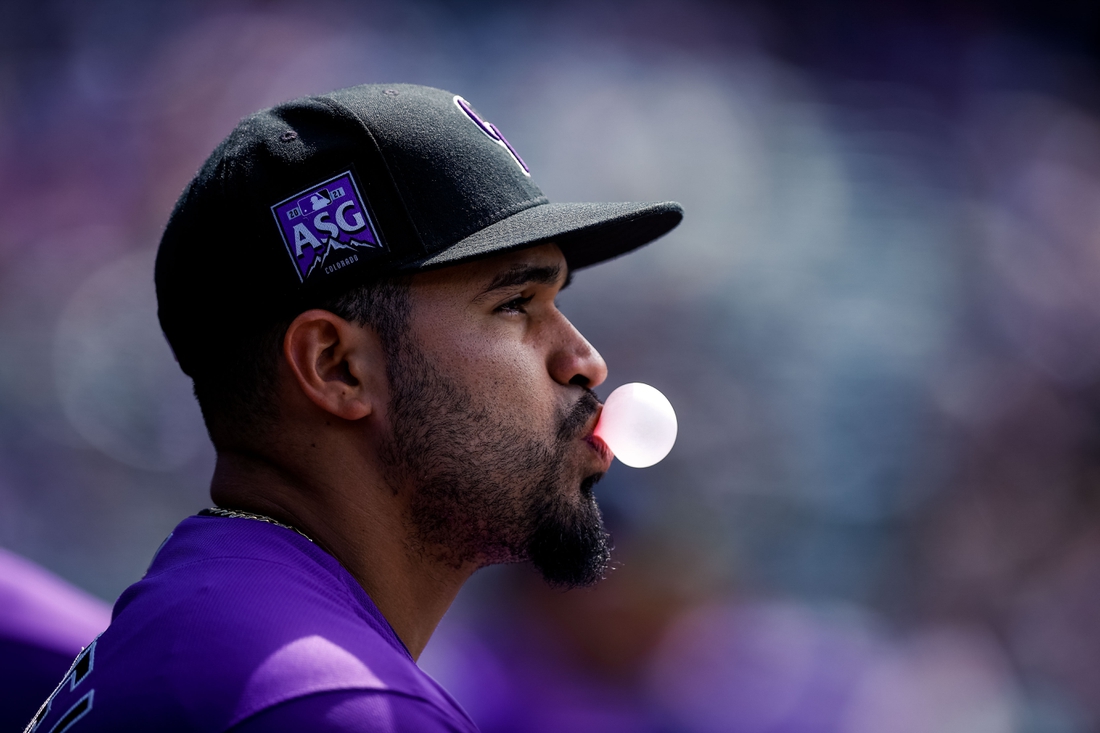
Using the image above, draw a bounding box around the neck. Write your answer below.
[209,447,473,660]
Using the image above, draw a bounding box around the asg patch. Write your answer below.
[454,96,530,177]
[271,171,386,282]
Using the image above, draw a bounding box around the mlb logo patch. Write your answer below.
[271,171,386,282]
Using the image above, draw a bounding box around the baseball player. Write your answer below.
[26,83,681,732]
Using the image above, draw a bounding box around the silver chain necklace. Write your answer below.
[199,507,315,544]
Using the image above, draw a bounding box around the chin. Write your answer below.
[579,473,603,499]
[525,475,612,589]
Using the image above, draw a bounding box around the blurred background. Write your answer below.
[3,0,1100,730]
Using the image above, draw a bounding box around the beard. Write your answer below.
[378,338,612,589]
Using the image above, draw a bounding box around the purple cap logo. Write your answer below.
[453,95,530,177]
[271,171,386,282]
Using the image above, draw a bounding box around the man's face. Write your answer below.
[377,243,614,587]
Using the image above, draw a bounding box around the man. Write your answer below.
[26,83,681,732]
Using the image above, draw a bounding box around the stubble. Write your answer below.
[379,339,612,588]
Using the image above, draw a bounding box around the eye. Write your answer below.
[497,294,534,314]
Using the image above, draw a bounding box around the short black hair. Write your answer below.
[191,276,410,450]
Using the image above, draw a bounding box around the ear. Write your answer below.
[282,309,385,421]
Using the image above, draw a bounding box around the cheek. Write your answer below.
[412,310,559,421]
[472,347,554,415]
[456,340,559,425]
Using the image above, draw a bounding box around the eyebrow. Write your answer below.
[480,263,572,296]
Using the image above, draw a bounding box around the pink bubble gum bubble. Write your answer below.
[593,383,677,468]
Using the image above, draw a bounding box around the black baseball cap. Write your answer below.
[156,83,683,377]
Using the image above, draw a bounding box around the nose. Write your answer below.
[548,314,608,390]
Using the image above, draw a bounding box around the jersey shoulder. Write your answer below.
[227,689,481,733]
[27,516,471,733]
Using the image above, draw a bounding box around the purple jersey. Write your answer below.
[25,515,480,733]
[0,548,110,731]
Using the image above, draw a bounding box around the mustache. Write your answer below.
[557,389,601,442]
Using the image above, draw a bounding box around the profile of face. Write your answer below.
[378,244,614,588]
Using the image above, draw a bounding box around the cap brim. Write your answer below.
[405,201,683,272]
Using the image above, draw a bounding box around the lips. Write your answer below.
[586,434,613,471]
[583,405,614,472]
